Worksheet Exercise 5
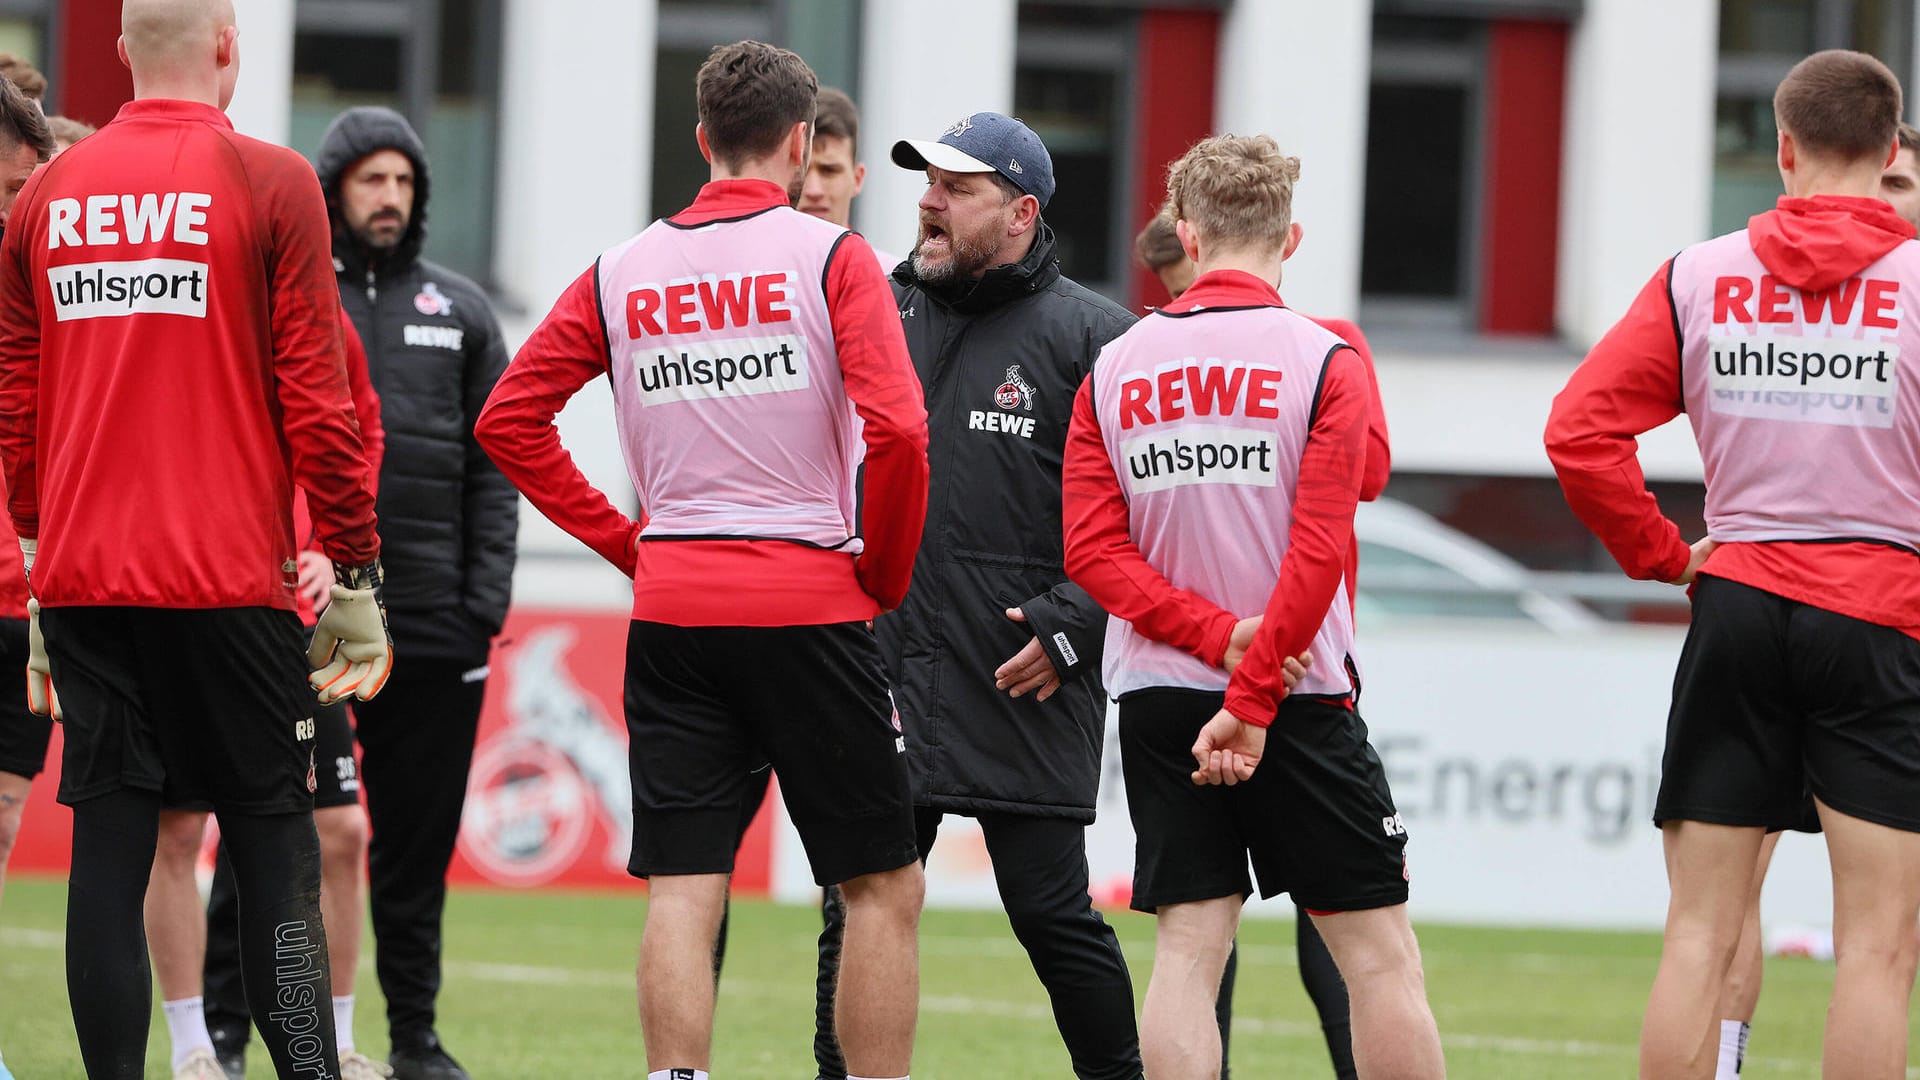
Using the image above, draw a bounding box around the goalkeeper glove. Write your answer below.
[307,559,393,703]
[18,540,57,719]
[25,598,57,719]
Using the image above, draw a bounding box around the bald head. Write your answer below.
[120,0,239,109]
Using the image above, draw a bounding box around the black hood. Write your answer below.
[314,106,431,273]
[894,219,1062,315]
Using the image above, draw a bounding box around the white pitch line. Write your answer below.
[5,926,1907,1076]
[0,926,61,949]
[446,956,1914,1076]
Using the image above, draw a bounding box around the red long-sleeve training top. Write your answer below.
[1065,271,1372,724]
[0,98,379,609]
[477,180,928,624]
[1545,197,1920,638]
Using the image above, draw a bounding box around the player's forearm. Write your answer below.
[1225,355,1368,725]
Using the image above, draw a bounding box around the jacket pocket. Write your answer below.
[949,547,1063,610]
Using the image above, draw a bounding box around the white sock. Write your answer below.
[333,995,355,1054]
[1714,1019,1750,1078]
[645,1071,710,1080]
[162,996,216,1071]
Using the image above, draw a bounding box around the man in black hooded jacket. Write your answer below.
[202,105,517,1080]
[809,112,1144,1080]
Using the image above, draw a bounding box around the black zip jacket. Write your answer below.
[316,108,517,664]
[879,224,1135,820]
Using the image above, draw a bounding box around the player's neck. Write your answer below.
[131,72,223,109]
[1195,250,1283,290]
[1784,161,1886,200]
[711,158,797,198]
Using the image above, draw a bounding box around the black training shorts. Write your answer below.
[623,619,917,886]
[0,616,51,779]
[1657,574,1920,833]
[1120,687,1409,914]
[41,606,318,814]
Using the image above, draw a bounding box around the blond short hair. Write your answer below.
[1166,134,1300,255]
[47,115,94,149]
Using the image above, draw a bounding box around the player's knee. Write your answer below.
[0,803,21,862]
[315,805,368,862]
[1835,923,1920,984]
[841,860,924,919]
[152,812,207,865]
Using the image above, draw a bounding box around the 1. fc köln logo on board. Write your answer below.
[995,364,1037,411]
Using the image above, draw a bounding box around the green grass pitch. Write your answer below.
[0,875,1909,1078]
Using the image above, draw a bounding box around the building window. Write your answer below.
[650,0,861,221]
[1015,4,1137,302]
[1361,16,1485,331]
[291,0,503,286]
[1713,0,1912,237]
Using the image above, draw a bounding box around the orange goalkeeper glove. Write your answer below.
[18,540,57,719]
[307,559,393,704]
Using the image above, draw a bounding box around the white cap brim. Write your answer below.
[891,138,996,175]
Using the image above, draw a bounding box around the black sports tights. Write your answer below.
[67,788,340,1079]
[1214,910,1356,1080]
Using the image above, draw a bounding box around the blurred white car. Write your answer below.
[1354,497,1600,632]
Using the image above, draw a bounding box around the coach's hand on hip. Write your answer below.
[995,606,1061,702]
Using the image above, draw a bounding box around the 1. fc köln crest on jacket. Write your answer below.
[995,364,1037,411]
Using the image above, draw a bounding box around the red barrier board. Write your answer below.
[7,609,776,893]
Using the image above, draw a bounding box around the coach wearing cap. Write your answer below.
[808,112,1143,1080]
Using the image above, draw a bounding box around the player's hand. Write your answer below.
[1223,617,1261,673]
[1670,537,1719,586]
[296,551,333,612]
[1191,708,1264,786]
[24,598,58,720]
[307,560,393,703]
[1281,650,1313,690]
[995,607,1062,702]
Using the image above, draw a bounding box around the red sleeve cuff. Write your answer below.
[1199,611,1238,669]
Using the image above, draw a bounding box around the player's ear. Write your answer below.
[1175,217,1200,265]
[1281,222,1304,262]
[695,123,714,166]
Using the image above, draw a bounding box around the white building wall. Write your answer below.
[1557,0,1719,347]
[854,0,1017,260]
[494,0,652,315]
[492,0,655,561]
[1213,0,1373,321]
[227,0,294,145]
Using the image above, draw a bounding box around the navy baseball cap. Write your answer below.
[892,112,1055,209]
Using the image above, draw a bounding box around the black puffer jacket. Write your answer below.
[315,108,517,664]
[880,224,1135,821]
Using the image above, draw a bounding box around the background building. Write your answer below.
[22,0,1905,582]
[3,0,1899,924]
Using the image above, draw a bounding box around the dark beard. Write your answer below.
[350,215,406,258]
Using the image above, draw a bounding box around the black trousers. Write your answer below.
[347,655,487,1048]
[814,808,1142,1080]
